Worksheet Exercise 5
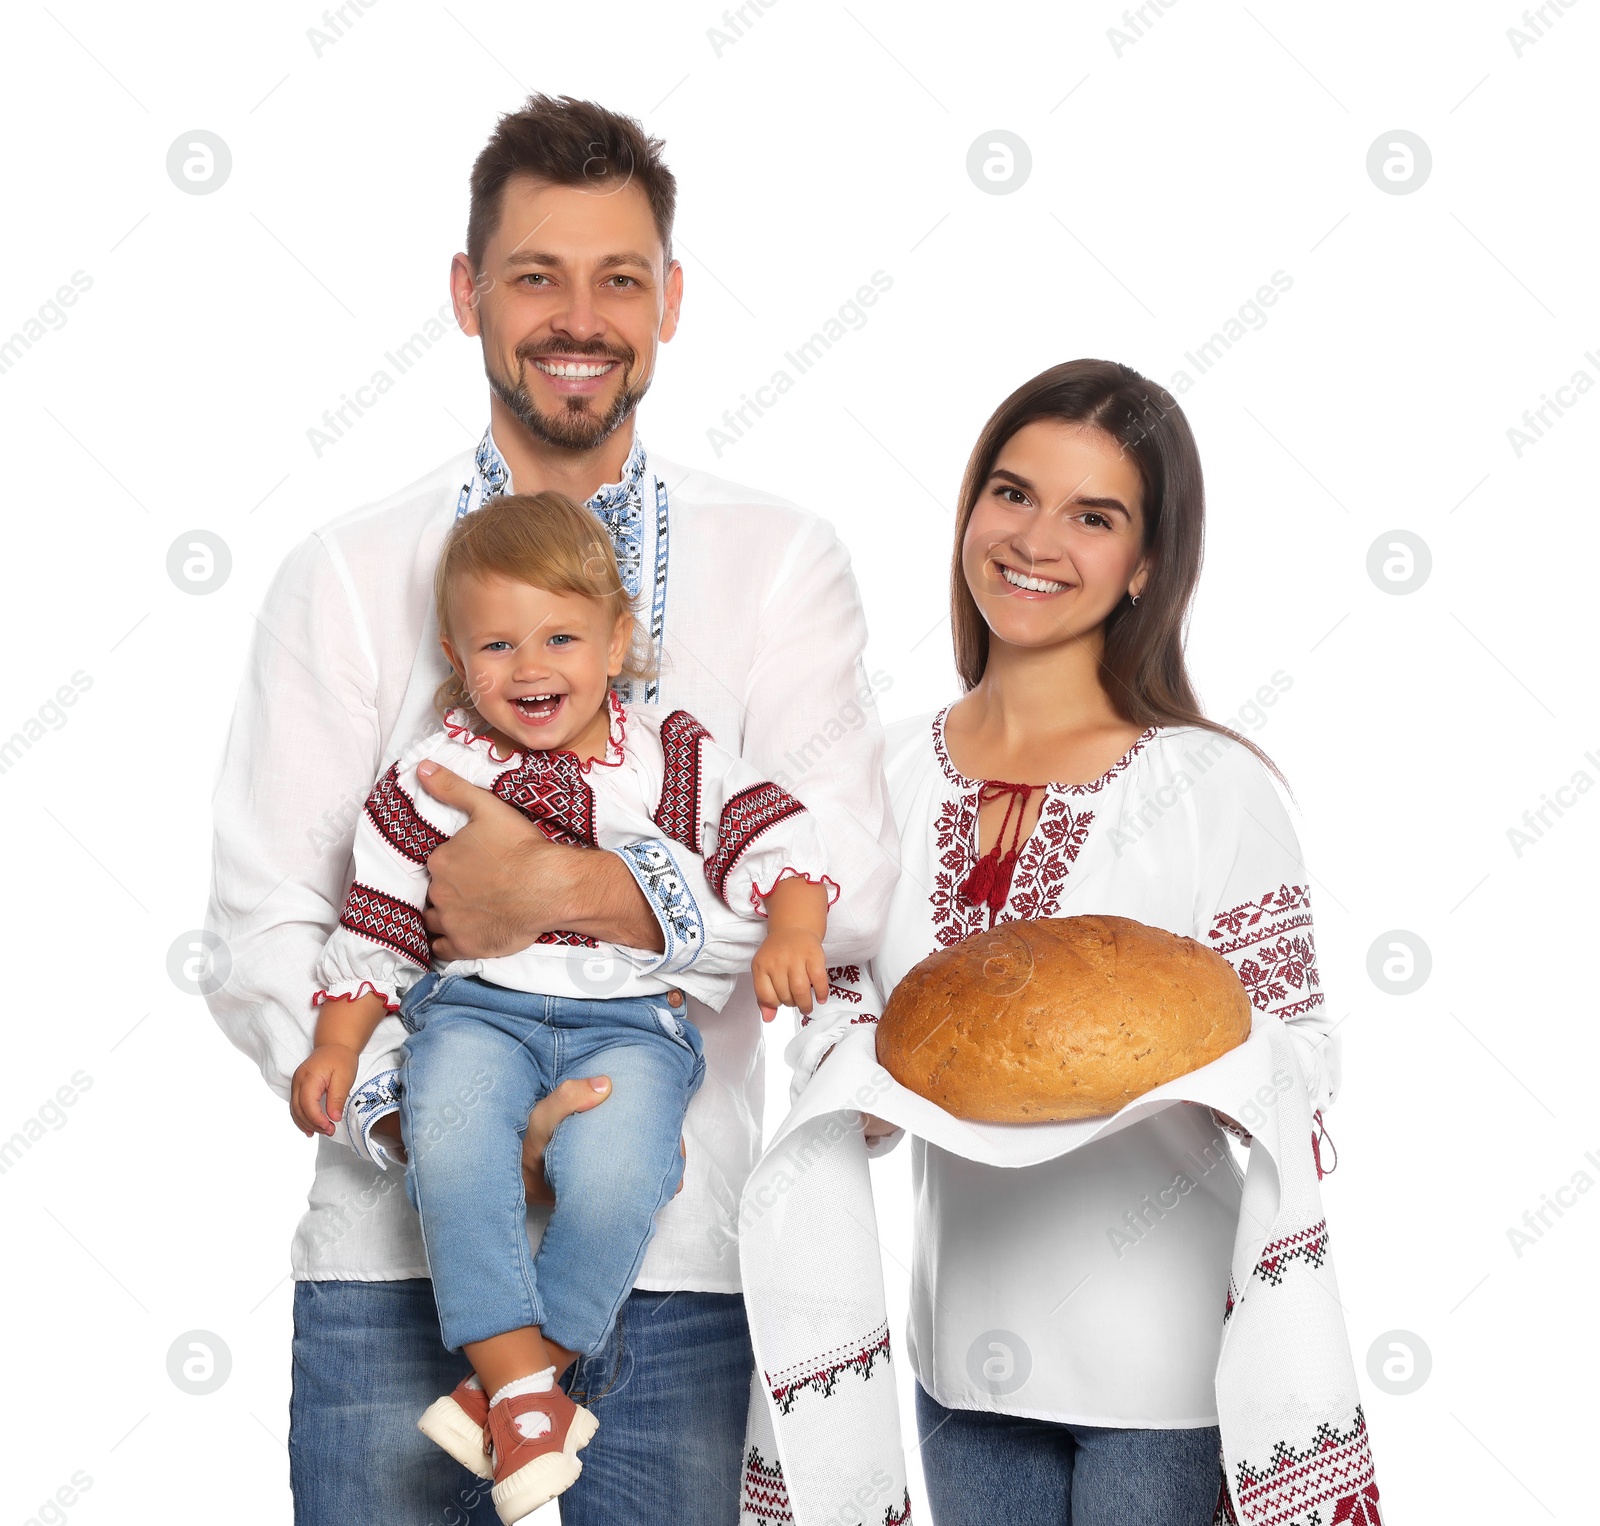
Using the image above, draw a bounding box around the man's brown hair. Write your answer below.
[466,94,677,270]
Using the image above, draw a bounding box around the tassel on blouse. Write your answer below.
[1311,1109,1338,1180]
[957,780,1039,914]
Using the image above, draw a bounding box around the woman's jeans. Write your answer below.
[915,1381,1221,1525]
[397,972,705,1358]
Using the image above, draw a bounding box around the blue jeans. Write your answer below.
[290,1279,755,1524]
[398,973,705,1357]
[915,1381,1220,1525]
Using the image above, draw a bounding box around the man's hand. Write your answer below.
[291,1044,360,1137]
[518,1076,687,1205]
[752,928,830,1024]
[415,761,663,959]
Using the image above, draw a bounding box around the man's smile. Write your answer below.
[533,358,618,379]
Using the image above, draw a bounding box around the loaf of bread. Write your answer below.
[875,915,1252,1121]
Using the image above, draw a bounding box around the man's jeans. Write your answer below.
[290,1279,755,1524]
[398,972,705,1357]
[915,1380,1221,1525]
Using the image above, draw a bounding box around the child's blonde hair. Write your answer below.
[432,491,655,720]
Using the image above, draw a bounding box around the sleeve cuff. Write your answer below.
[338,1063,404,1168]
[313,979,403,1013]
[612,839,708,977]
[749,868,842,917]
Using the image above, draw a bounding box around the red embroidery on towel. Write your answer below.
[1229,1409,1382,1526]
[764,1323,892,1415]
[740,1446,794,1524]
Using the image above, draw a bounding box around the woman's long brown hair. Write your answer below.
[951,358,1282,780]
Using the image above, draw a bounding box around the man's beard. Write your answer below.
[488,342,650,453]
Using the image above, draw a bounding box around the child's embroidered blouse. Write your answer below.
[313,692,838,1022]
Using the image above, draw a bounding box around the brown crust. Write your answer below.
[875,916,1252,1121]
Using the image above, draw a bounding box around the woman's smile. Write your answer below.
[994,559,1073,597]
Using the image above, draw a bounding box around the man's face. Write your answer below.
[454,175,682,453]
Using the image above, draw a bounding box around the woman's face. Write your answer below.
[961,419,1149,654]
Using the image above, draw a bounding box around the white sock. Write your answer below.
[490,1367,556,1407]
[490,1367,557,1442]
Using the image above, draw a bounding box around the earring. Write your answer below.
[1129,593,1142,607]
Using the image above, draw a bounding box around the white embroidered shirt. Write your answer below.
[205,429,898,1288]
[313,695,836,1036]
[794,709,1341,1427]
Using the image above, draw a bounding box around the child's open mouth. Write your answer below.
[509,692,566,727]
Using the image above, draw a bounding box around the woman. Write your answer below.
[834,358,1339,1523]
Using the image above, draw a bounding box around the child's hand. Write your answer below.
[290,1044,361,1137]
[752,929,829,1024]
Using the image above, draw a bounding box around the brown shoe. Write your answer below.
[418,1375,492,1478]
[486,1386,599,1523]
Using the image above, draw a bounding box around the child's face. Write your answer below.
[440,574,630,754]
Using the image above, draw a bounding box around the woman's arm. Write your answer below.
[1192,742,1340,1122]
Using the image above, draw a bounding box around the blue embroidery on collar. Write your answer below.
[587,435,648,601]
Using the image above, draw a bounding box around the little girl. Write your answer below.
[288,492,837,1524]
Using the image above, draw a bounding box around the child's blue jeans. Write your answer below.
[396,972,705,1358]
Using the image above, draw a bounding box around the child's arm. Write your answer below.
[290,991,392,1138]
[750,877,831,1024]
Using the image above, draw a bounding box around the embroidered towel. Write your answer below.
[736,1016,1381,1526]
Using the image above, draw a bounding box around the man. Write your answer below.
[206,94,896,1524]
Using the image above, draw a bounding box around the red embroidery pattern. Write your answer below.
[1062,727,1158,795]
[1006,794,1095,922]
[827,965,863,1003]
[1213,1463,1241,1525]
[1230,1409,1382,1526]
[927,708,1146,940]
[535,929,599,948]
[930,790,987,948]
[1206,885,1322,1019]
[654,709,712,853]
[365,763,446,865]
[741,1446,794,1524]
[766,1322,892,1415]
[492,751,597,847]
[338,883,429,969]
[705,782,806,905]
[798,1011,880,1029]
[1253,1219,1330,1288]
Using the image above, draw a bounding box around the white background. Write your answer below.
[1,1,1595,1521]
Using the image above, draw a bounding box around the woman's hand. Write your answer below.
[517,1077,689,1206]
[813,1044,898,1143]
[290,1044,360,1137]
